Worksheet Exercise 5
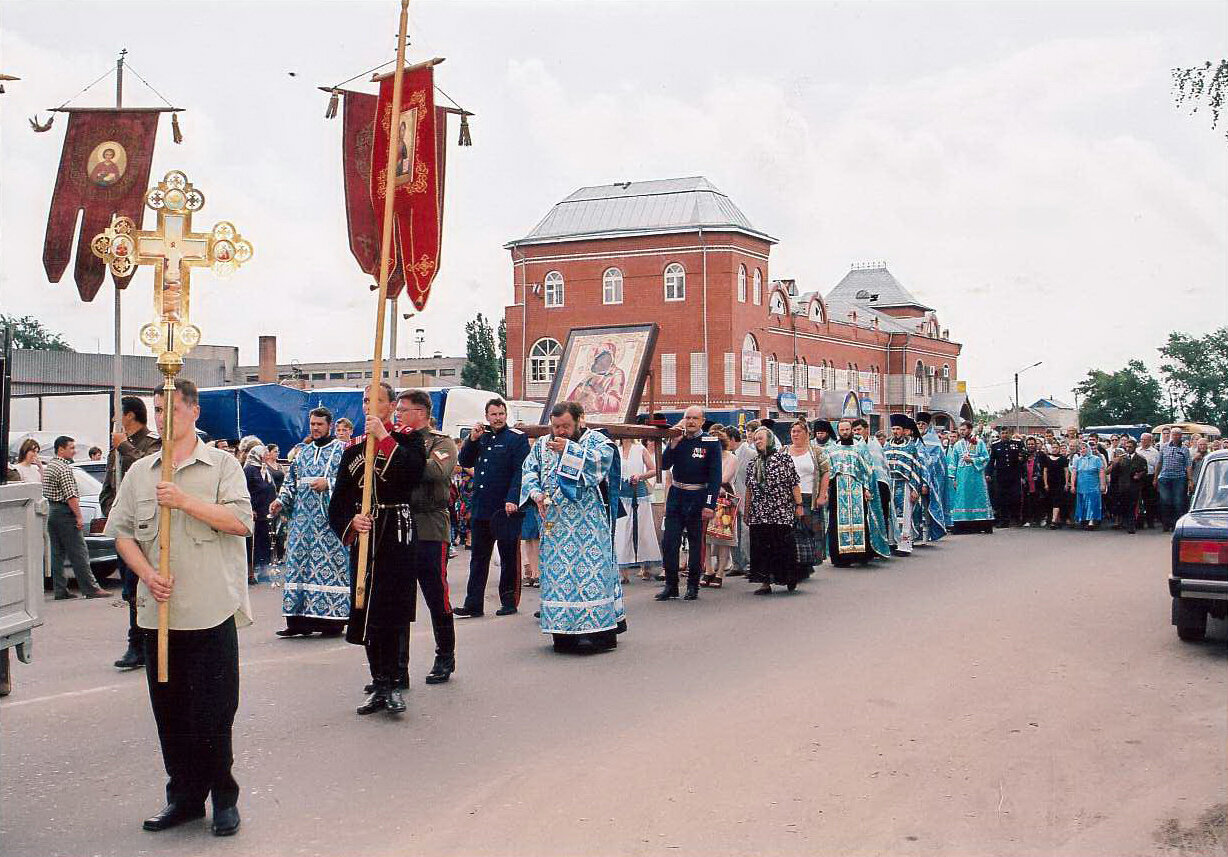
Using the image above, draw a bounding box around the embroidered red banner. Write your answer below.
[340,91,404,296]
[369,65,444,311]
[43,109,160,301]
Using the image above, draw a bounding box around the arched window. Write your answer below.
[942,364,951,393]
[927,366,937,396]
[543,271,564,307]
[753,268,763,305]
[742,333,758,353]
[529,337,561,383]
[602,267,623,305]
[769,289,787,315]
[737,265,747,303]
[914,360,925,395]
[810,299,825,323]
[664,263,686,301]
[766,353,777,386]
[821,360,829,390]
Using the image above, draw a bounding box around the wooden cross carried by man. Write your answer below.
[92,169,252,681]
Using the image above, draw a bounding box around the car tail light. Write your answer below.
[1178,540,1228,565]
[89,517,108,535]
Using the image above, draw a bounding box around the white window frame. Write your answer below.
[737,265,747,303]
[543,271,564,308]
[753,268,763,305]
[661,353,677,395]
[914,361,925,395]
[530,337,561,383]
[602,267,623,305]
[769,290,787,315]
[664,263,686,302]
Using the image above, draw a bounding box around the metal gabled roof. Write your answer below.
[826,265,933,311]
[506,177,776,247]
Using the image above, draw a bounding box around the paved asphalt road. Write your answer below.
[2,526,1224,857]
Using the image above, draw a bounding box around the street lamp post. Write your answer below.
[1014,360,1043,431]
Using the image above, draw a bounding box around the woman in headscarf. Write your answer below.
[743,427,803,595]
[244,443,278,583]
[785,419,831,578]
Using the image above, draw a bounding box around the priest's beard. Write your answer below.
[838,434,855,445]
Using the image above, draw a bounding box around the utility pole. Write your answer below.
[110,48,127,489]
[1014,360,1042,431]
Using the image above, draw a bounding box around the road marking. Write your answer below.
[2,645,349,710]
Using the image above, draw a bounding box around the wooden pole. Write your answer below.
[155,351,178,683]
[354,0,410,611]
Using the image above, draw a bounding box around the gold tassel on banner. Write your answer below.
[458,112,472,146]
[171,112,183,144]
[325,89,340,119]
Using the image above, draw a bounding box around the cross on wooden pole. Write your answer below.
[93,169,252,682]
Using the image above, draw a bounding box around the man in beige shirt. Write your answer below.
[104,378,253,837]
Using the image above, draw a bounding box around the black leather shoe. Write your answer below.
[425,655,454,684]
[452,607,483,618]
[654,588,679,601]
[275,628,307,638]
[683,588,699,601]
[143,803,205,831]
[356,690,388,715]
[211,806,241,836]
[384,689,407,713]
[114,647,145,671]
[495,606,517,616]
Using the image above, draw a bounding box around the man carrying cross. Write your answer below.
[104,378,253,837]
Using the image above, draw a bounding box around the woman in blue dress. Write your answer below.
[1072,441,1106,529]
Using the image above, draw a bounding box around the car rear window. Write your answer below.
[1190,459,1228,512]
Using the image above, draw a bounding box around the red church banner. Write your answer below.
[43,109,161,301]
[369,64,445,311]
[340,90,404,296]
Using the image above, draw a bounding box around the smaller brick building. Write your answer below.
[503,178,969,427]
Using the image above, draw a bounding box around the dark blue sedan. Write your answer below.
[1169,449,1228,641]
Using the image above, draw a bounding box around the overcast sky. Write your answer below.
[2,0,1225,409]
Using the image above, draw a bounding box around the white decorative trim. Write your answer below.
[512,243,771,266]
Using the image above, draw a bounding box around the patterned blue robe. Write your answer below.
[827,443,891,559]
[918,429,950,538]
[946,438,994,522]
[853,438,897,550]
[521,430,626,636]
[276,438,350,624]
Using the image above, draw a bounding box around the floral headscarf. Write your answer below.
[750,429,778,488]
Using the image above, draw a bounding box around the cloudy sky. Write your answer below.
[2,0,1225,409]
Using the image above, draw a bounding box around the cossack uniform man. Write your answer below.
[657,406,723,601]
[454,398,530,618]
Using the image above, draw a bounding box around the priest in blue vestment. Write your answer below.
[521,401,626,653]
[269,407,350,636]
[946,420,994,534]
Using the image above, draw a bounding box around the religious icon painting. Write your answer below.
[395,107,418,185]
[87,140,127,187]
[541,323,659,426]
[43,108,163,301]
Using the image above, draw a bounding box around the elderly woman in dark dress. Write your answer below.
[744,427,804,595]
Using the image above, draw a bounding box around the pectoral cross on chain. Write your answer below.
[92,170,252,368]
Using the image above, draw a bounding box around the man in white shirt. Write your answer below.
[1136,432,1160,528]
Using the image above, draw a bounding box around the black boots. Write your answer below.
[114,646,145,671]
[356,689,388,715]
[425,654,455,684]
[684,579,700,600]
[654,586,679,601]
[384,688,407,714]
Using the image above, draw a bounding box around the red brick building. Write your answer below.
[503,177,970,428]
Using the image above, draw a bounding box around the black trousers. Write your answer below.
[1022,490,1047,524]
[365,625,408,690]
[662,492,706,590]
[464,516,521,613]
[119,557,141,648]
[1117,485,1141,527]
[143,617,240,811]
[387,539,457,684]
[994,476,1023,525]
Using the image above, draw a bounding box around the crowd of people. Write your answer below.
[9,380,1222,837]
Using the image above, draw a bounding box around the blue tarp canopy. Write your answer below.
[197,385,452,455]
[198,385,363,454]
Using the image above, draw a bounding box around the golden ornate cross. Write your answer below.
[92,169,251,369]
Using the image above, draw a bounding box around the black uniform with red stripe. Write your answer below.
[328,424,426,689]
[406,425,459,674]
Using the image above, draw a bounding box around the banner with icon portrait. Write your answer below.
[43,109,162,301]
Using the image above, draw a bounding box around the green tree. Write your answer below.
[1159,328,1228,430]
[1074,360,1168,427]
[1173,60,1228,139]
[0,314,73,351]
[461,312,502,394]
